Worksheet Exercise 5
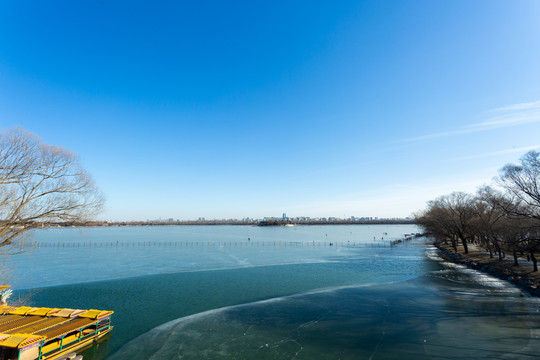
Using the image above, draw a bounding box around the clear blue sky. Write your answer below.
[1,0,540,221]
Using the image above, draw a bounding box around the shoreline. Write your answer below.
[434,242,540,297]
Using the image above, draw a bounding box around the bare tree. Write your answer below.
[498,150,540,221]
[415,192,477,254]
[475,187,531,264]
[473,188,506,260]
[495,151,540,270]
[416,202,455,251]
[416,151,540,271]
[435,192,477,254]
[0,128,103,249]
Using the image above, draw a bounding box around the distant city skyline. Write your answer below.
[142,215,412,222]
[1,1,540,221]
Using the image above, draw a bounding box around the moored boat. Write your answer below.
[0,287,112,360]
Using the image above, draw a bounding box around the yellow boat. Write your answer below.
[0,287,113,360]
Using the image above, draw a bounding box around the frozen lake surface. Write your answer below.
[6,225,540,359]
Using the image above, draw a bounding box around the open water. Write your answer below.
[5,225,540,359]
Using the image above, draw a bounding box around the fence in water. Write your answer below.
[22,235,420,250]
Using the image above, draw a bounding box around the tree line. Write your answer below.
[416,151,540,271]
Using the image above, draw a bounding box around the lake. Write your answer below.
[5,225,540,359]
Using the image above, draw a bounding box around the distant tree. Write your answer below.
[0,128,103,249]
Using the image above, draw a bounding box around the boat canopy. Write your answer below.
[0,305,113,360]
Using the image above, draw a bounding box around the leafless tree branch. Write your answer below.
[0,128,104,248]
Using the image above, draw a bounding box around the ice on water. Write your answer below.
[111,273,540,360]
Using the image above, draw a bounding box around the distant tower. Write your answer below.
[282,213,287,220]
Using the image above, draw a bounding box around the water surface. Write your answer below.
[7,225,540,359]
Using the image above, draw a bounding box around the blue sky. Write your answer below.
[1,0,540,221]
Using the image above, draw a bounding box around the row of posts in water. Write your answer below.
[23,237,415,249]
